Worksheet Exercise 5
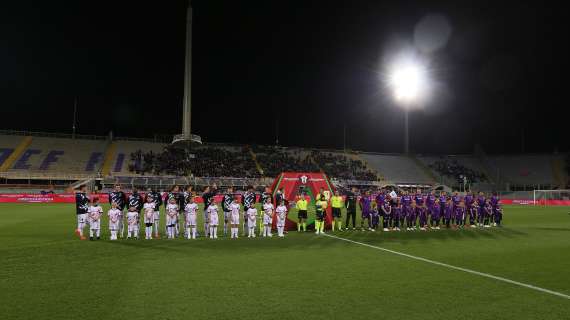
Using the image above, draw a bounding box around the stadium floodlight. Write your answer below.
[387,60,428,103]
[385,53,430,153]
[388,62,425,105]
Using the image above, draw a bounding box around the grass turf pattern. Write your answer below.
[1,203,569,319]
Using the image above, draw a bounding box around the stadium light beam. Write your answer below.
[386,55,430,153]
[388,59,428,104]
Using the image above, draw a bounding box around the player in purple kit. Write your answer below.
[417,202,428,231]
[425,190,436,225]
[430,198,441,229]
[392,197,402,231]
[451,191,462,225]
[414,189,425,207]
[475,192,486,227]
[359,191,373,231]
[482,199,493,228]
[407,200,417,230]
[454,200,466,229]
[493,202,503,227]
[381,197,392,231]
[370,202,379,231]
[443,198,453,228]
[489,193,501,226]
[464,192,475,227]
[401,191,412,230]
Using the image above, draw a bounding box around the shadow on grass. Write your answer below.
[81,226,529,254]
[338,226,527,246]
[531,227,570,232]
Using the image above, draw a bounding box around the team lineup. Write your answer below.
[74,183,504,241]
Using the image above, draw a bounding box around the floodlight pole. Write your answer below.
[172,1,201,146]
[182,4,192,139]
[404,107,409,154]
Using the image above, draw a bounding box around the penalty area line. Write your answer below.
[323,233,570,300]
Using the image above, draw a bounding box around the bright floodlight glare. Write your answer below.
[388,59,428,104]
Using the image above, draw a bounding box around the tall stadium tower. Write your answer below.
[172,1,202,147]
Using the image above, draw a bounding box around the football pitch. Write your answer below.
[1,203,569,320]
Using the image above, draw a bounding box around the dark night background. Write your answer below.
[0,0,566,154]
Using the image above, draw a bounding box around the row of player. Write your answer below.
[75,184,504,240]
[350,188,504,232]
[77,195,289,240]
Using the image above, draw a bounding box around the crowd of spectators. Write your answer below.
[429,159,487,183]
[311,151,377,181]
[129,146,260,178]
[252,146,319,177]
[129,145,377,181]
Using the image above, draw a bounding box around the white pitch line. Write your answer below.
[323,233,570,300]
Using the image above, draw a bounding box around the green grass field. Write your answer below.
[1,203,569,319]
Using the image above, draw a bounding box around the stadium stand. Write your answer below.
[125,144,260,178]
[487,154,559,187]
[311,150,377,181]
[252,145,319,177]
[1,132,565,191]
[418,155,489,186]
[0,134,106,178]
[109,140,166,176]
[359,153,433,184]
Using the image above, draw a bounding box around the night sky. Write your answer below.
[1,0,566,154]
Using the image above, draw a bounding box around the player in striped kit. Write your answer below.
[242,186,256,236]
[165,185,180,237]
[184,195,198,239]
[88,198,103,240]
[202,184,217,238]
[126,206,139,239]
[222,187,234,236]
[259,187,273,234]
[275,199,287,237]
[108,184,127,238]
[262,197,274,237]
[127,188,144,238]
[166,198,179,239]
[145,187,163,238]
[74,185,89,240]
[229,196,241,239]
[247,206,257,238]
[180,186,193,237]
[108,202,122,240]
[207,201,219,239]
[143,197,155,240]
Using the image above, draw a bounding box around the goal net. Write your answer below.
[533,189,570,206]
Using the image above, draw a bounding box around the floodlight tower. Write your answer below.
[173,1,202,148]
[387,58,427,154]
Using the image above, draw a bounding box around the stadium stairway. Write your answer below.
[551,157,567,189]
[0,136,33,172]
[474,144,497,184]
[248,147,264,176]
[410,154,436,184]
[101,141,117,176]
[351,153,384,181]
[309,153,323,172]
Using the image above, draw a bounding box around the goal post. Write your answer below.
[533,189,570,206]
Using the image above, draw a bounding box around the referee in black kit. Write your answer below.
[345,187,357,230]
